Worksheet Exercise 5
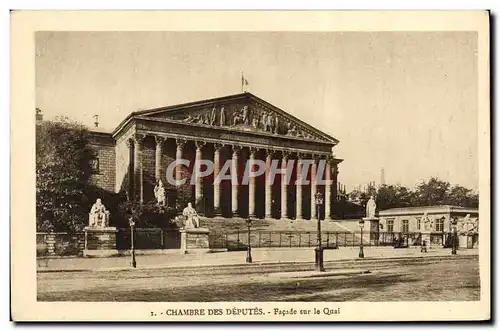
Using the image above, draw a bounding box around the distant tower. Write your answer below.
[93,114,99,128]
[380,168,386,186]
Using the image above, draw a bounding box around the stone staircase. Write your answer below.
[199,217,367,249]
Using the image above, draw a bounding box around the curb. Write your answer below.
[268,269,372,279]
[37,253,477,273]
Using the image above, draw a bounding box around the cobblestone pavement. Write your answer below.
[37,255,480,302]
[37,247,478,272]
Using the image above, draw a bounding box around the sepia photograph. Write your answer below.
[10,10,490,321]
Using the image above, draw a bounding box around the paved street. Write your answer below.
[38,255,479,302]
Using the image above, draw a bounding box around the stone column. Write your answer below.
[194,141,205,209]
[175,138,186,186]
[133,133,146,203]
[325,157,332,220]
[281,151,290,220]
[231,146,241,217]
[154,136,165,181]
[310,155,318,220]
[296,154,303,220]
[249,147,258,218]
[213,143,223,216]
[265,149,274,219]
[125,139,133,200]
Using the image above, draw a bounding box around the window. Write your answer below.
[91,158,100,173]
[436,217,445,232]
[401,220,409,233]
[387,219,394,233]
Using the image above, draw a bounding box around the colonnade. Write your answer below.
[128,133,337,220]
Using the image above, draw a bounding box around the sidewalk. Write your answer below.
[37,247,478,272]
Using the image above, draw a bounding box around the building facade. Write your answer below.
[89,92,343,220]
[378,205,479,248]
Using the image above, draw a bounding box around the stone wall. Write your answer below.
[36,233,85,257]
[89,131,116,192]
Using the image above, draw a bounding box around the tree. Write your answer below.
[36,117,96,232]
[412,177,450,206]
[446,185,479,208]
[376,185,413,210]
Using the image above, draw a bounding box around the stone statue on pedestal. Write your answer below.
[88,198,110,228]
[182,202,200,229]
[154,179,166,207]
[366,196,377,218]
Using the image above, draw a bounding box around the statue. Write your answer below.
[182,202,200,229]
[422,212,431,231]
[242,105,250,125]
[252,114,260,129]
[88,198,110,228]
[233,112,241,126]
[287,125,298,136]
[365,196,377,218]
[274,115,279,133]
[210,106,217,126]
[154,179,166,206]
[220,106,226,126]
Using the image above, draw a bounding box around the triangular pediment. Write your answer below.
[134,93,338,144]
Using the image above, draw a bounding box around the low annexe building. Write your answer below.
[88,92,343,220]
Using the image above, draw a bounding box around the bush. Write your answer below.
[117,201,179,229]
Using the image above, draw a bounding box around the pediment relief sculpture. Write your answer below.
[160,103,324,141]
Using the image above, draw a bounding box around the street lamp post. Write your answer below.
[358,219,365,258]
[314,191,325,272]
[246,218,253,263]
[129,217,137,268]
[451,218,458,255]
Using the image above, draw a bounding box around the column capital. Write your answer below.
[265,148,276,158]
[125,139,133,149]
[281,150,291,160]
[311,154,320,162]
[296,152,306,160]
[155,135,166,146]
[132,133,147,145]
[232,145,242,154]
[176,138,187,150]
[214,142,225,152]
[249,146,259,156]
[195,140,206,150]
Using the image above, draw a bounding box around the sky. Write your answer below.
[35,31,478,191]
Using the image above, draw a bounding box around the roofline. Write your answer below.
[112,93,249,136]
[379,205,479,216]
[112,92,340,144]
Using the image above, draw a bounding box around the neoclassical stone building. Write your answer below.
[89,92,343,220]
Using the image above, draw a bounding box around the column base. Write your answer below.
[213,207,222,217]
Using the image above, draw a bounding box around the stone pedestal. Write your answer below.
[421,231,431,249]
[363,217,379,245]
[180,227,210,254]
[83,227,119,257]
[459,234,468,248]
